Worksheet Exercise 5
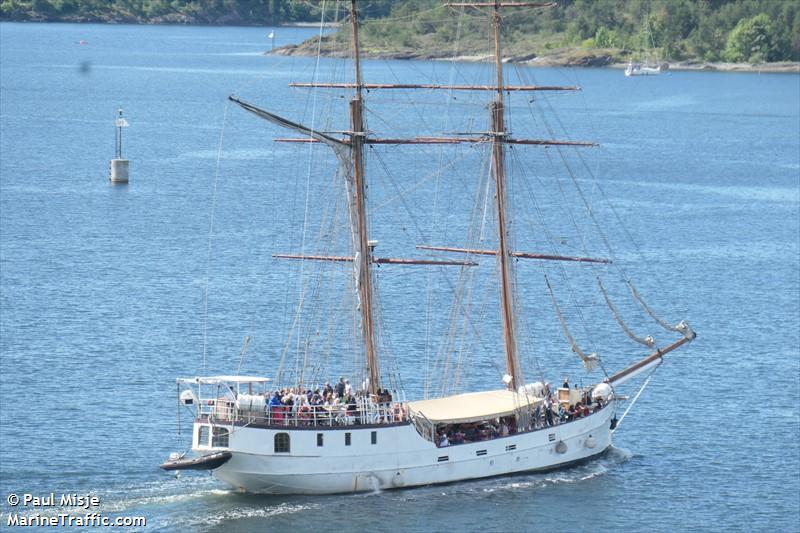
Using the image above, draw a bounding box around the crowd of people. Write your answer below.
[437,417,516,447]
[435,385,606,448]
[254,377,401,426]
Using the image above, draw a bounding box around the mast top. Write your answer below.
[445,2,556,7]
[349,0,363,100]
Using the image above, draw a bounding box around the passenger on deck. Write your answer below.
[345,393,359,424]
[544,396,554,426]
[376,388,393,404]
[438,432,450,447]
[310,389,323,405]
[335,377,346,399]
[269,391,282,408]
[268,391,284,424]
[595,397,604,410]
[500,419,509,437]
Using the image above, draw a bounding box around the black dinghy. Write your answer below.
[160,450,232,471]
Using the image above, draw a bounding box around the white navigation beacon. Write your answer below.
[110,107,129,184]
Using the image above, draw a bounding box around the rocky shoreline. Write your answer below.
[273,43,799,73]
[3,15,796,73]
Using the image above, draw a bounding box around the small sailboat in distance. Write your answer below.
[625,17,664,76]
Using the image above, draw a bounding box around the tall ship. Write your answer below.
[161,0,695,494]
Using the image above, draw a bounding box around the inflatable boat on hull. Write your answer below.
[160,450,232,471]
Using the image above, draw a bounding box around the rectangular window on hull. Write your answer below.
[345,432,351,446]
[275,432,290,453]
[197,425,209,447]
[371,431,377,445]
[317,433,323,447]
[212,427,230,448]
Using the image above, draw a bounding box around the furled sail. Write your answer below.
[228,95,347,153]
[227,95,356,192]
[544,275,601,372]
[598,278,655,348]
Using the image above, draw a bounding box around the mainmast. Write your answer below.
[490,1,522,390]
[349,0,380,395]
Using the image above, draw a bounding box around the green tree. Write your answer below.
[594,26,618,48]
[723,13,777,63]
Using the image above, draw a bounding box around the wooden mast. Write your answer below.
[490,0,523,390]
[349,0,380,396]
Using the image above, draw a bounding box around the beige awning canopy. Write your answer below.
[407,389,543,425]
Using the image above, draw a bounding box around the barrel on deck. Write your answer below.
[110,159,129,183]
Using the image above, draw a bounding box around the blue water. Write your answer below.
[1,22,799,532]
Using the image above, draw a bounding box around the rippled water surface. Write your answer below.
[1,22,799,532]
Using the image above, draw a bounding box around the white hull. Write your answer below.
[197,406,615,494]
[625,64,663,76]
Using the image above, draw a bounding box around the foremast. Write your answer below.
[348,0,380,396]
[489,1,522,390]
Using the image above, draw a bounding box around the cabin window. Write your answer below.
[197,425,210,447]
[317,433,324,447]
[212,427,230,448]
[345,432,351,446]
[371,431,377,445]
[274,432,291,453]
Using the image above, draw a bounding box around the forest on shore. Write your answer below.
[2,0,798,64]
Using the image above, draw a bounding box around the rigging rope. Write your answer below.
[628,280,682,333]
[425,5,465,398]
[515,65,685,343]
[276,0,334,387]
[597,278,655,348]
[508,146,605,376]
[236,335,251,374]
[613,366,657,433]
[202,100,231,374]
[544,275,601,373]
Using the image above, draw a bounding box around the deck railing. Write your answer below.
[203,397,409,428]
